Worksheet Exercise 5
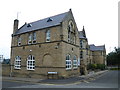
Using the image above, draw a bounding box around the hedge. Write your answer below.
[87,64,106,70]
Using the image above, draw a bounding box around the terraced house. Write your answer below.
[10,9,106,79]
[11,9,80,79]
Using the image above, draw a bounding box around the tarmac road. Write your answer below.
[2,70,119,88]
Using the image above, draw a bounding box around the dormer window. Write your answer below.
[27,24,32,27]
[47,18,53,22]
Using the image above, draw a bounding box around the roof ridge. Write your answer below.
[28,11,68,24]
[16,11,69,35]
[96,45,104,47]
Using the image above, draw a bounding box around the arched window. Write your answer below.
[14,56,21,69]
[73,56,78,69]
[68,20,76,44]
[27,55,35,70]
[66,54,72,70]
[46,30,50,42]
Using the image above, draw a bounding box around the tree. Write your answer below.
[107,47,120,66]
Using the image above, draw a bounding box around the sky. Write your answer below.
[0,0,119,59]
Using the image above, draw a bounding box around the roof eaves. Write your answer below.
[14,23,61,35]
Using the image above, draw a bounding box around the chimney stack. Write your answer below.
[13,19,19,34]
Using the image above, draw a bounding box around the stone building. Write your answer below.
[89,44,106,65]
[10,9,106,79]
[78,27,106,74]
[79,26,90,75]
[0,55,4,63]
[10,9,80,79]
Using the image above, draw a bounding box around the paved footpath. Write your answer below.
[2,70,108,85]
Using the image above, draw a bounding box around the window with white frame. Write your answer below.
[27,55,35,70]
[46,30,50,42]
[28,33,32,44]
[28,32,36,44]
[73,56,78,69]
[18,36,21,46]
[14,56,21,69]
[32,32,36,43]
[78,58,80,66]
[66,54,72,70]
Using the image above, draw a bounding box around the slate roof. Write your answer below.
[79,26,87,39]
[89,44,105,51]
[79,31,86,39]
[15,12,68,35]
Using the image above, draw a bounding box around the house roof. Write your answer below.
[89,44,105,51]
[79,26,87,39]
[15,12,68,35]
[79,31,86,39]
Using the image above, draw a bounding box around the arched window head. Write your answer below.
[73,56,78,69]
[66,54,72,70]
[27,55,35,70]
[68,20,76,44]
[68,20,74,32]
[14,56,21,69]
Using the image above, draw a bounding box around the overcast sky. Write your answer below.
[0,0,119,58]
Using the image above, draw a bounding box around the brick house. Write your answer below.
[10,9,80,79]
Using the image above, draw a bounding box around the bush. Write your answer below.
[110,68,120,70]
[87,64,106,70]
[87,64,97,70]
[97,64,106,70]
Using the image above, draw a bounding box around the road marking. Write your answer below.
[88,77,96,81]
[81,80,90,83]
